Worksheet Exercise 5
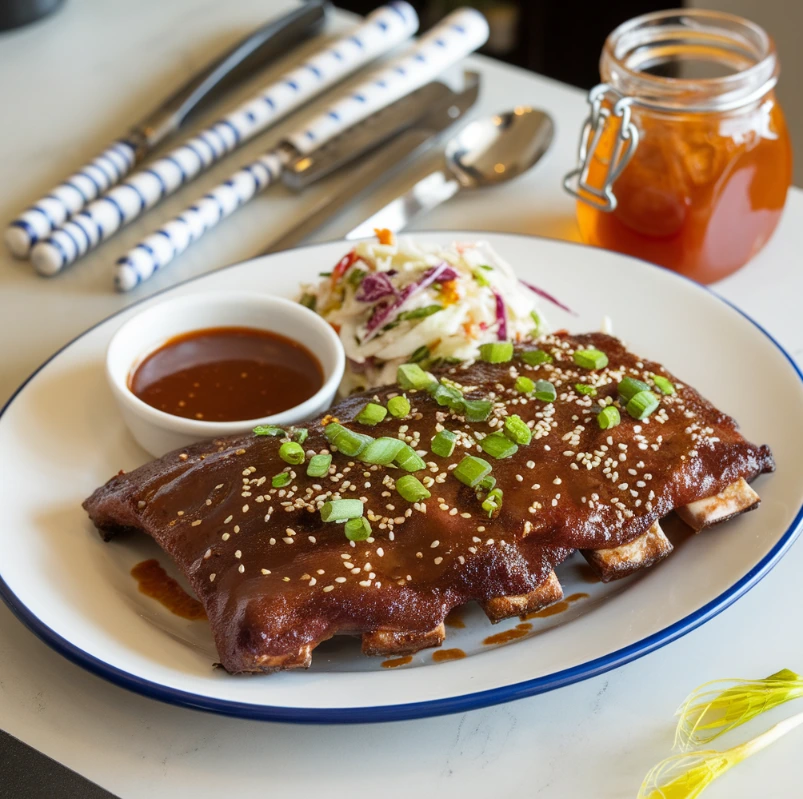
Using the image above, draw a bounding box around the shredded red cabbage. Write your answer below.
[355,272,396,302]
[346,356,375,374]
[493,291,508,340]
[362,262,457,342]
[519,280,576,315]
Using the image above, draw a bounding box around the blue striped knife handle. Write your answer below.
[29,2,418,277]
[4,141,136,257]
[114,8,489,292]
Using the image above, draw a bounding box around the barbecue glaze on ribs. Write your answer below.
[84,333,774,673]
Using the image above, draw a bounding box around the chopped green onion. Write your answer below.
[478,474,497,492]
[520,349,552,366]
[394,444,426,472]
[503,414,532,445]
[397,363,435,391]
[597,406,621,430]
[534,379,557,402]
[462,399,493,422]
[479,342,514,363]
[397,304,443,322]
[306,454,332,477]
[480,432,519,460]
[299,294,316,311]
[573,348,609,369]
[387,395,410,418]
[346,268,366,288]
[356,402,387,426]
[429,382,463,408]
[272,472,291,488]
[618,376,651,402]
[530,310,543,337]
[472,269,491,287]
[478,264,493,271]
[574,383,597,397]
[409,345,429,364]
[324,423,372,457]
[652,374,676,395]
[627,390,659,420]
[344,517,372,542]
[360,437,405,466]
[396,475,431,503]
[320,499,364,523]
[515,375,535,394]
[454,455,492,488]
[431,430,457,458]
[292,427,308,444]
[254,425,285,437]
[279,441,305,465]
[481,488,503,518]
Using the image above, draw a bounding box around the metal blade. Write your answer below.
[283,71,480,191]
[264,74,480,253]
[345,170,460,240]
[127,3,328,157]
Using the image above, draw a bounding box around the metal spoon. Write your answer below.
[344,107,554,240]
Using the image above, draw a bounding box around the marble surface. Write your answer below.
[1,1,802,797]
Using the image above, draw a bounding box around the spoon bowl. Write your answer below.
[446,107,554,188]
[346,107,555,240]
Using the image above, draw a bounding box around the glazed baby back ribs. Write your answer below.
[84,333,773,673]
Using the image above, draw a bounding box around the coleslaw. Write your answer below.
[300,233,550,392]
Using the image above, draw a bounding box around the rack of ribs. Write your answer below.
[83,333,774,673]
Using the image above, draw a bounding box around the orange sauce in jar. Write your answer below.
[577,97,791,283]
[569,10,792,284]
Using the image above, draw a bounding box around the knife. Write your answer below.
[5,1,329,257]
[264,71,480,253]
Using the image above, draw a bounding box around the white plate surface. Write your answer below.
[1,232,801,723]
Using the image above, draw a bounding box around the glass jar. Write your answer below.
[563,10,792,284]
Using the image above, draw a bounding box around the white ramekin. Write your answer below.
[106,291,345,458]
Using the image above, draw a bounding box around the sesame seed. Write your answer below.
[221,532,230,541]
[238,564,245,573]
[434,556,443,565]
[191,520,202,527]
[282,537,294,544]
[234,550,242,559]
[431,540,440,548]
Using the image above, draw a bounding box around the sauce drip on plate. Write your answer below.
[432,648,466,662]
[523,591,589,620]
[130,326,323,422]
[381,655,413,669]
[131,559,207,620]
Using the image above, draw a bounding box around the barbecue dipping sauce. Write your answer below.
[130,327,323,422]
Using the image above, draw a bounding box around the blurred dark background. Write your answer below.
[337,0,678,89]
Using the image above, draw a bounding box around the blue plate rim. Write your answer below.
[1,231,801,724]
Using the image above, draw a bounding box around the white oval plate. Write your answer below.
[2,232,802,723]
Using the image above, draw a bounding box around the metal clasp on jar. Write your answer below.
[563,84,640,212]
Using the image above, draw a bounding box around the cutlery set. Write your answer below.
[5,1,552,291]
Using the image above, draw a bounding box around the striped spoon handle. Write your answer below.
[114,8,489,292]
[29,2,419,278]
[4,141,136,258]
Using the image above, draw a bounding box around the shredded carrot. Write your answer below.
[375,228,395,246]
[462,322,475,338]
[440,280,460,306]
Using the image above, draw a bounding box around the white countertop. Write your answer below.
[2,1,802,797]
